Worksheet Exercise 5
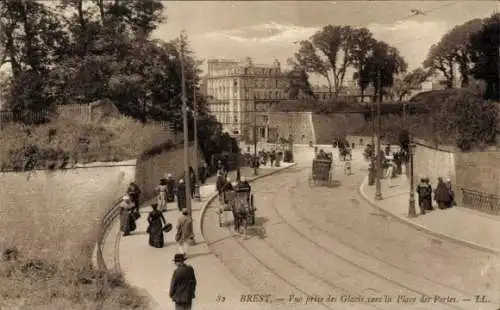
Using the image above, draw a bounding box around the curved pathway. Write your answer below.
[202,147,500,310]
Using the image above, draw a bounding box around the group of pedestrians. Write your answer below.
[416,177,456,214]
[118,178,197,309]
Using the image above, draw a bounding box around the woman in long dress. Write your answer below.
[119,195,136,236]
[147,203,166,248]
[156,178,168,212]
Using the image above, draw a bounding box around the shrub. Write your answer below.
[436,91,498,150]
[0,250,149,309]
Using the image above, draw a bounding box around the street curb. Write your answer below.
[358,176,500,255]
[198,163,298,241]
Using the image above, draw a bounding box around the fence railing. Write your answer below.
[460,188,500,215]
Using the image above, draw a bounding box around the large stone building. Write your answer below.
[205,57,289,141]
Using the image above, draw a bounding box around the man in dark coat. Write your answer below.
[434,177,450,209]
[416,178,430,214]
[170,254,196,310]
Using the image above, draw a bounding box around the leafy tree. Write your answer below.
[362,41,408,101]
[293,25,357,96]
[350,27,377,100]
[423,18,482,88]
[468,13,500,101]
[284,59,316,99]
[391,68,432,101]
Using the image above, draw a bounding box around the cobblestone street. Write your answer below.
[202,147,500,310]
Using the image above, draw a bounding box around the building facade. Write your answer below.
[205,57,289,141]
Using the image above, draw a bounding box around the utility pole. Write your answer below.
[375,68,383,201]
[193,88,201,201]
[253,96,258,176]
[180,34,192,216]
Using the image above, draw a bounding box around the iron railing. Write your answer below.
[460,188,500,215]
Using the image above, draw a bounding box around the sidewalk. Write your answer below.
[359,174,500,254]
[118,163,295,310]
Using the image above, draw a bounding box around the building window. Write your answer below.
[276,80,278,88]
[233,79,237,87]
[269,91,273,99]
[244,68,248,75]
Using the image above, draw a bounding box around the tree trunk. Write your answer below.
[325,75,332,98]
[98,0,105,24]
[19,1,37,72]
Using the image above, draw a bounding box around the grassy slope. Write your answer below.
[0,116,174,309]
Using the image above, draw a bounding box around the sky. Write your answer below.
[152,1,498,83]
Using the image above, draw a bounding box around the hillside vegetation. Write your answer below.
[0,116,174,171]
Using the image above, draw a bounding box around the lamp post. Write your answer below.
[375,69,383,201]
[408,141,417,217]
[179,34,192,216]
[193,89,201,201]
[253,95,258,176]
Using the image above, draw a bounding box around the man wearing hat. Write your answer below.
[170,253,196,310]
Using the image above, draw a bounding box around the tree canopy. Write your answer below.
[0,0,204,126]
[292,25,407,99]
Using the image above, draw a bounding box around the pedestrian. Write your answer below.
[175,209,194,257]
[156,178,168,212]
[126,182,141,213]
[416,178,429,214]
[434,177,451,209]
[445,178,455,208]
[119,195,136,236]
[169,253,197,310]
[177,179,187,211]
[189,167,196,198]
[165,173,176,203]
[424,178,434,211]
[200,162,208,184]
[385,160,394,187]
[147,203,166,248]
[270,150,276,167]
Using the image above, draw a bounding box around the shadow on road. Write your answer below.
[244,217,268,239]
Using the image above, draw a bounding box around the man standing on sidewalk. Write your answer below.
[170,254,197,310]
[175,209,194,257]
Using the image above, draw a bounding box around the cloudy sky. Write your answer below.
[153,1,498,82]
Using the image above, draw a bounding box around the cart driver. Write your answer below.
[316,149,328,159]
[235,177,251,203]
[235,176,251,193]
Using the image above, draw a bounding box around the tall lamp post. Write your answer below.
[193,89,201,201]
[408,141,417,217]
[179,34,192,216]
[375,69,383,200]
[253,95,258,176]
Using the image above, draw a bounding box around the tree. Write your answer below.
[362,41,408,100]
[0,0,68,111]
[284,59,316,100]
[391,68,432,101]
[468,13,500,101]
[293,25,357,96]
[350,27,377,100]
[423,18,483,88]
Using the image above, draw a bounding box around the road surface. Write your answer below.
[202,146,500,310]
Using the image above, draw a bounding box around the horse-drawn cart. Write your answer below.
[218,190,256,233]
[309,158,333,186]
